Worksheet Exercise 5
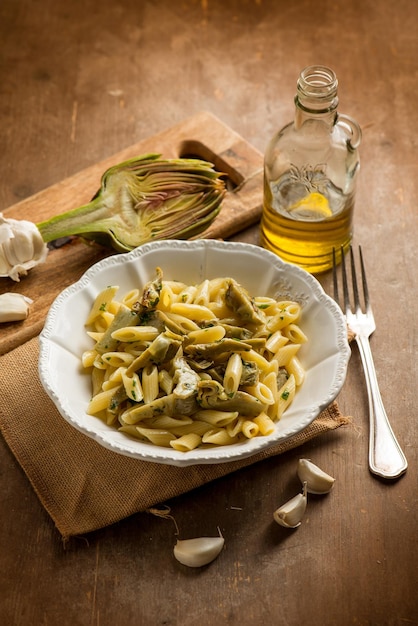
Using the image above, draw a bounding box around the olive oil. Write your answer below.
[261,172,354,273]
[261,65,361,274]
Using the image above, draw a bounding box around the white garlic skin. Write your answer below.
[273,482,308,529]
[0,292,33,322]
[173,536,225,568]
[0,213,48,282]
[297,459,335,494]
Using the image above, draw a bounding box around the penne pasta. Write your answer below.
[176,285,197,303]
[122,369,143,402]
[142,364,159,404]
[133,426,176,447]
[202,428,239,446]
[277,374,296,419]
[82,269,308,452]
[81,349,98,368]
[272,343,301,368]
[286,355,306,387]
[242,419,260,439]
[265,330,289,353]
[161,311,200,334]
[111,326,159,342]
[253,412,276,436]
[102,367,124,391]
[107,301,120,316]
[242,349,272,372]
[243,381,275,405]
[223,353,243,396]
[170,433,202,451]
[208,277,228,298]
[87,387,120,415]
[282,323,308,344]
[86,331,104,342]
[188,325,226,344]
[193,410,239,427]
[193,279,211,306]
[94,311,115,332]
[158,369,174,395]
[101,351,135,368]
[170,302,217,321]
[159,283,177,311]
[169,420,214,437]
[121,289,141,308]
[162,280,188,294]
[85,285,119,325]
[226,416,245,438]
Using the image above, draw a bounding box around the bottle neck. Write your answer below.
[294,65,339,129]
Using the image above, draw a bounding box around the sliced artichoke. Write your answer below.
[224,279,265,326]
[37,154,226,252]
[197,388,266,417]
[185,338,252,360]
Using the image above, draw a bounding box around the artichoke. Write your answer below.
[37,153,226,252]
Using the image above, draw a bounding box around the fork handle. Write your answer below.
[356,335,408,479]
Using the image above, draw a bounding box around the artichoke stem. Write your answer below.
[37,196,110,243]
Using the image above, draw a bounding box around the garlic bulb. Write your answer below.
[173,534,225,568]
[0,292,33,322]
[273,481,308,529]
[0,213,48,281]
[297,459,335,494]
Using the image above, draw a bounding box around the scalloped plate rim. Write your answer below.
[38,239,350,467]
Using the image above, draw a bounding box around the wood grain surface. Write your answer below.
[0,1,417,625]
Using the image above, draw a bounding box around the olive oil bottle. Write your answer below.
[261,66,361,273]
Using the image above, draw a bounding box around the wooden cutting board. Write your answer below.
[0,111,263,355]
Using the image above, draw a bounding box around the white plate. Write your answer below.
[39,239,350,466]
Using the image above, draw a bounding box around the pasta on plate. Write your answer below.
[81,268,307,451]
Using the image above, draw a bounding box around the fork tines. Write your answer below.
[332,245,369,314]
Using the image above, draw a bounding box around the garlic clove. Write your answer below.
[0,292,33,322]
[13,229,35,264]
[297,458,335,494]
[173,535,225,568]
[0,255,9,275]
[273,481,308,529]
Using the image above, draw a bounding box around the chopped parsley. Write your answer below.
[281,390,290,401]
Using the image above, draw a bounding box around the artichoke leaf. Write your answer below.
[185,338,252,360]
[198,389,266,417]
[126,331,182,374]
[225,279,266,326]
[172,357,201,399]
[119,393,198,424]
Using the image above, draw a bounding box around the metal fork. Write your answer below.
[333,246,408,479]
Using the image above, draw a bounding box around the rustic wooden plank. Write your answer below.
[0,112,263,355]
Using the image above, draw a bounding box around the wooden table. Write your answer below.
[1,1,416,624]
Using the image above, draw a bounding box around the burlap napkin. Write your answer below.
[0,337,350,540]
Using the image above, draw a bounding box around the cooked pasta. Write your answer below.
[81,269,308,451]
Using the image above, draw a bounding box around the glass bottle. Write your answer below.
[261,65,361,273]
